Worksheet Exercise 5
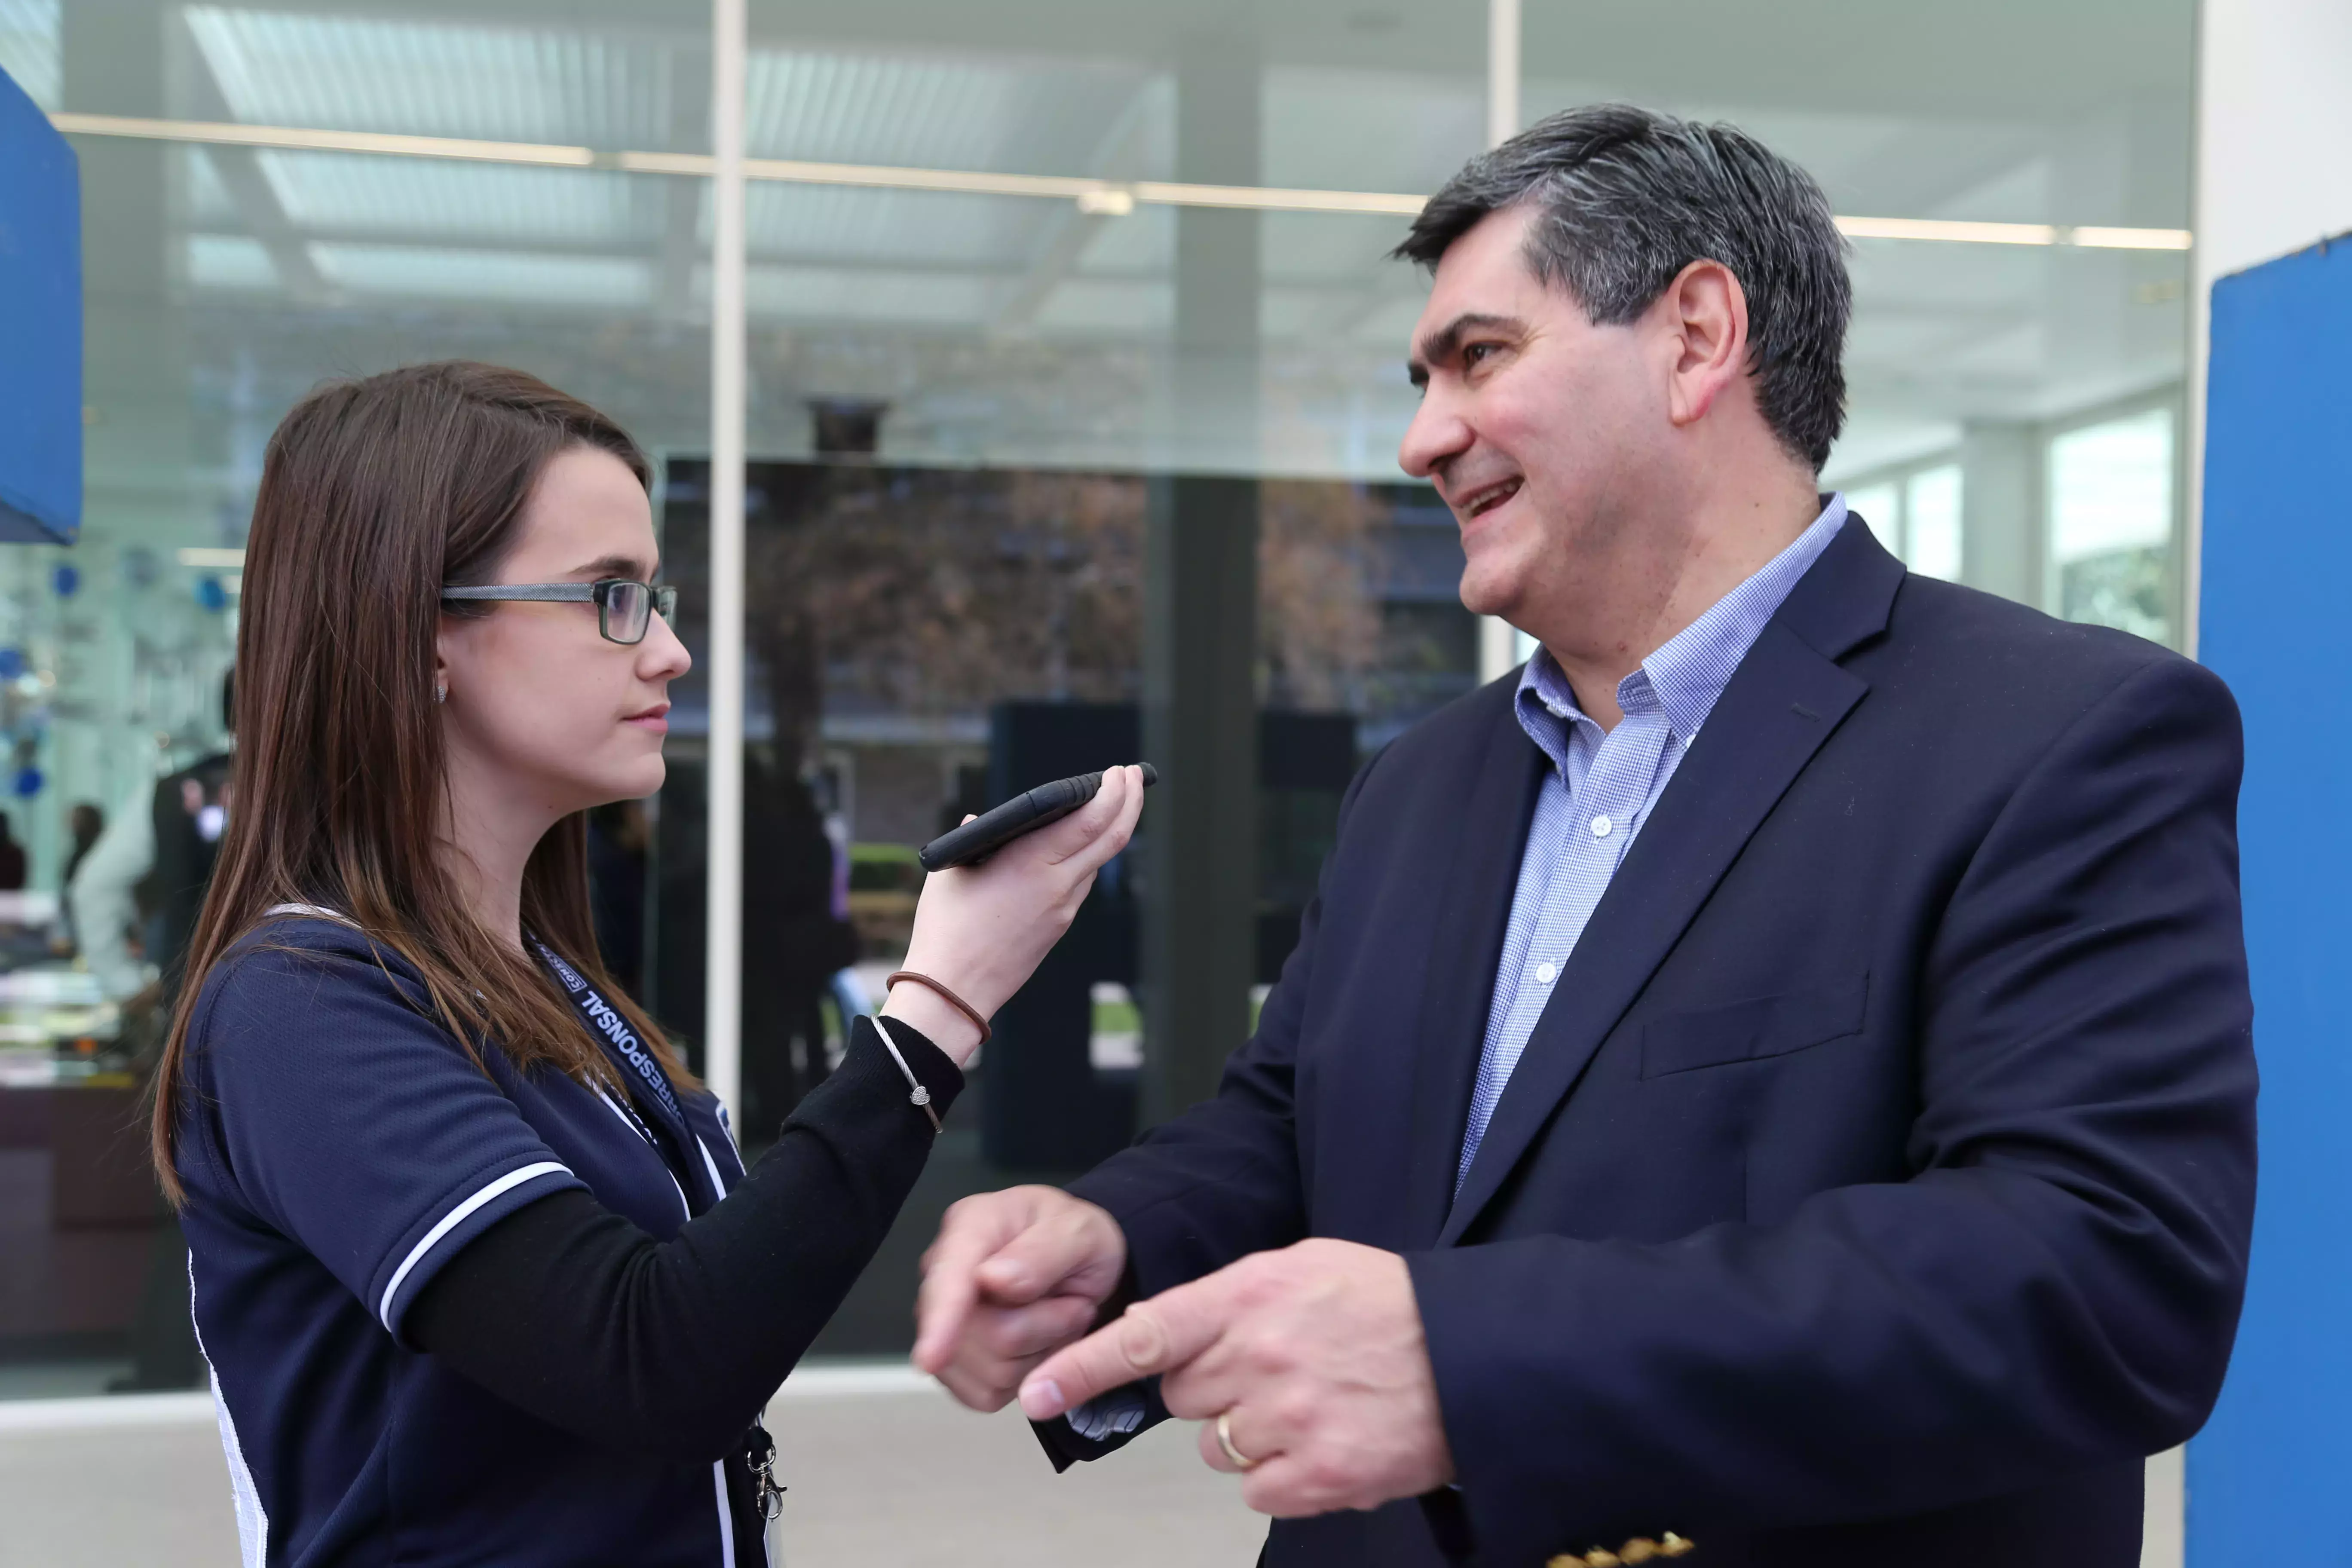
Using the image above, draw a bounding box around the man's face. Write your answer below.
[1399,205,1665,625]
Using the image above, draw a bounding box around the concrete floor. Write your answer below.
[0,1374,2184,1568]
[0,1371,1269,1568]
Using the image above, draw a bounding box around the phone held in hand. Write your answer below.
[918,764,1158,873]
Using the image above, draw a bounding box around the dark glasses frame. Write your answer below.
[439,579,679,646]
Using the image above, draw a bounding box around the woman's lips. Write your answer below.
[624,704,671,733]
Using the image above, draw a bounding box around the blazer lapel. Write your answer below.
[1437,520,1903,1247]
[1395,705,1548,1248]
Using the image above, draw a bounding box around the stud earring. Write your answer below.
[434,682,447,705]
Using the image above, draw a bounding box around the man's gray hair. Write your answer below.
[1396,104,1852,472]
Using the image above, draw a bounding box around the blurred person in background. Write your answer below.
[0,809,26,890]
[147,674,234,998]
[62,800,103,891]
[52,799,104,956]
[104,674,237,1392]
[149,361,1142,1566]
[741,750,860,1140]
[584,797,649,994]
[67,784,153,999]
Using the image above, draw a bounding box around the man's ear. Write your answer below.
[1661,259,1751,430]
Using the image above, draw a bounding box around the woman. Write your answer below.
[150,361,1144,1567]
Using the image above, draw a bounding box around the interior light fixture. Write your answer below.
[1835,215,2194,251]
[53,112,2195,249]
[1835,216,2057,246]
[177,546,247,569]
[51,112,598,168]
[1075,186,1137,217]
[2068,225,2196,251]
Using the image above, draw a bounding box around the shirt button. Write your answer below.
[1537,962,1558,984]
[1590,814,1613,838]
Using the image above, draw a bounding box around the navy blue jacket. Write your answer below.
[1060,521,2257,1566]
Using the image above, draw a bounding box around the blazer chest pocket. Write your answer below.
[1639,974,1869,1080]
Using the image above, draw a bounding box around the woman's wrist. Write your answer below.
[879,984,984,1068]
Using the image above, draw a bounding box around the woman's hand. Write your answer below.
[880,766,1148,1066]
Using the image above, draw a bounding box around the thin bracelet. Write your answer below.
[871,1017,943,1133]
[884,971,992,1047]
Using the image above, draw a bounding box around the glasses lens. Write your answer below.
[653,585,677,625]
[602,581,650,643]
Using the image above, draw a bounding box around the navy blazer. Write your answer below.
[1057,520,2257,1567]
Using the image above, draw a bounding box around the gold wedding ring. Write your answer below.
[1215,1409,1258,1471]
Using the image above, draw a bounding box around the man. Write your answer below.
[916,106,2255,1567]
[115,670,238,1393]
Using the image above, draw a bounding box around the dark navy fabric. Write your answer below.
[1056,519,2257,1567]
[175,916,757,1567]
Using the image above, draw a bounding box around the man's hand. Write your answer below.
[1017,1239,1455,1517]
[914,1185,1128,1412]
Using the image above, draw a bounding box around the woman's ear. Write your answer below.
[432,624,453,708]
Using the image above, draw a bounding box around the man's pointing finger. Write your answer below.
[1018,1280,1226,1421]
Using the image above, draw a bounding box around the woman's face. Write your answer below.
[435,446,691,820]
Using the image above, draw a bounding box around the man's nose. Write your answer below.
[1398,395,1473,481]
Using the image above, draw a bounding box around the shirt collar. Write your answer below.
[1515,493,1852,757]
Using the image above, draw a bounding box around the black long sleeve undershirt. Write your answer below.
[407,1013,962,1464]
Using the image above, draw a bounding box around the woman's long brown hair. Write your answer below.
[151,361,690,1202]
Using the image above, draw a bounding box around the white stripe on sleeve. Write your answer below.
[377,1161,573,1330]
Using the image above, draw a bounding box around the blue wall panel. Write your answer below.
[2193,237,2352,1566]
[0,64,81,544]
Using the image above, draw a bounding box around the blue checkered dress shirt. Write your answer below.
[1456,495,1852,1188]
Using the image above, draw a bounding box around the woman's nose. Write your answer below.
[639,609,692,680]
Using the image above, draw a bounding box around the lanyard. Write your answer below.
[533,940,681,1121]
[527,940,785,1525]
[530,939,714,1214]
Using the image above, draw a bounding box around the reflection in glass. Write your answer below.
[0,0,57,109]
[1905,466,1964,582]
[644,456,1470,1350]
[2048,407,2174,644]
[4,0,708,1402]
[1847,482,1901,554]
[1837,466,1963,581]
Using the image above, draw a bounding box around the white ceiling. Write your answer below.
[35,0,2196,479]
[0,0,57,107]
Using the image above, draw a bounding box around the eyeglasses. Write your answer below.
[439,579,679,646]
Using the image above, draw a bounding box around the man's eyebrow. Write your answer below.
[1407,312,1525,385]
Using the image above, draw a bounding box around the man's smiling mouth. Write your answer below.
[1458,477,1524,519]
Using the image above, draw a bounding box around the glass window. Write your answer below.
[2047,406,2175,643]
[0,0,57,110]
[1584,9,2199,617]
[1845,481,1902,555]
[1834,463,1963,580]
[3,0,2204,1556]
[628,3,1494,1363]
[1905,465,1964,582]
[5,0,2193,1456]
[3,0,705,1403]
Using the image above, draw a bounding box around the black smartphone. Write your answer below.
[918,763,1158,873]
